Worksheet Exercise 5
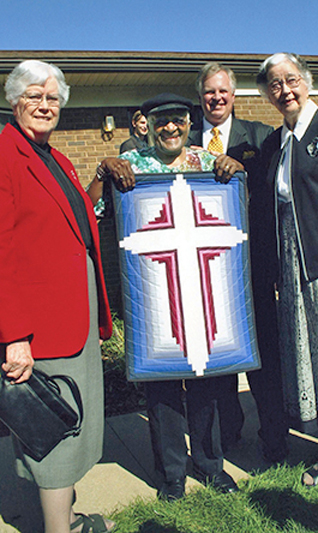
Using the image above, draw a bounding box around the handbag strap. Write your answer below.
[50,374,84,433]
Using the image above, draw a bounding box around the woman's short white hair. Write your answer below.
[257,53,313,97]
[5,59,70,107]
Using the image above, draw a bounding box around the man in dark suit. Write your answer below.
[188,62,288,462]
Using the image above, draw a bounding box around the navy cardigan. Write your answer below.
[262,110,318,283]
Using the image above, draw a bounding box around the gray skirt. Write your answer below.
[278,202,318,435]
[14,252,105,489]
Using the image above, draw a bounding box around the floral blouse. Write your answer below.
[94,147,216,217]
[119,146,216,174]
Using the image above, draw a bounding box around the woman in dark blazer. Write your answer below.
[0,60,115,532]
[257,53,318,487]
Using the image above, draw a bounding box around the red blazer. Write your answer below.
[0,124,112,359]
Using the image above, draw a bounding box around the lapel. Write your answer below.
[266,128,282,188]
[299,109,318,146]
[188,116,247,149]
[228,118,248,148]
[52,147,101,248]
[187,120,203,146]
[6,124,85,244]
[266,110,318,186]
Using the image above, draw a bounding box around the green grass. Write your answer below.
[108,464,318,533]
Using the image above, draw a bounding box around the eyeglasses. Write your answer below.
[21,93,61,107]
[268,76,303,95]
[153,116,189,128]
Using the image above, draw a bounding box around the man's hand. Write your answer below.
[213,154,245,183]
[100,158,135,192]
[2,340,34,383]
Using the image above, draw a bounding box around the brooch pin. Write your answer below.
[307,136,318,157]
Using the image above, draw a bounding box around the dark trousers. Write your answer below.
[216,374,245,451]
[218,363,287,455]
[247,277,288,453]
[145,378,223,485]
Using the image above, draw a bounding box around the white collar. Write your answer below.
[203,114,232,135]
[281,99,318,147]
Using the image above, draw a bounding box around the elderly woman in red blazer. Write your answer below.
[0,60,114,532]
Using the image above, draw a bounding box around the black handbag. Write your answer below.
[0,368,83,461]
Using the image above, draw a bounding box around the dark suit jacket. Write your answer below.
[187,116,273,195]
[187,115,273,265]
[188,115,276,337]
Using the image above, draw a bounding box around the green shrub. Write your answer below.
[101,314,125,373]
[101,314,146,417]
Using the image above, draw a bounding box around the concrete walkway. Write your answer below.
[1,377,318,532]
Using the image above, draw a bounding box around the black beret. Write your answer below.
[141,92,193,116]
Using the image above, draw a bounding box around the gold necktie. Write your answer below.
[208,127,224,154]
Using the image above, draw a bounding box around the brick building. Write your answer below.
[1,51,317,313]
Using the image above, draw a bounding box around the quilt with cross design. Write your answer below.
[113,171,260,381]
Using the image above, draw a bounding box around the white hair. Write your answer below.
[5,60,70,107]
[257,53,313,97]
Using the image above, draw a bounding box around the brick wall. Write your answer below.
[234,95,318,126]
[50,107,131,189]
[234,96,282,127]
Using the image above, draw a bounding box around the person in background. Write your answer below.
[257,53,318,486]
[88,92,244,501]
[0,60,115,533]
[119,109,148,154]
[188,61,289,462]
[91,110,148,220]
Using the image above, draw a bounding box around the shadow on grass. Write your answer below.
[138,521,179,533]
[250,487,318,530]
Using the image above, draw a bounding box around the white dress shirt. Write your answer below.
[202,114,232,153]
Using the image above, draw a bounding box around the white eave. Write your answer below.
[0,51,317,107]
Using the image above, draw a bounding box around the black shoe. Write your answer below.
[194,469,238,493]
[211,471,239,493]
[157,478,185,502]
